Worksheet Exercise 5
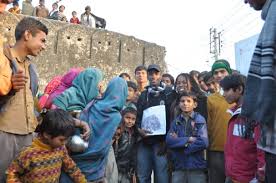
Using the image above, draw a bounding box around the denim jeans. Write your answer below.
[172,169,206,183]
[137,142,168,183]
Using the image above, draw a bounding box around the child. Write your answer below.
[8,1,21,14]
[70,11,80,24]
[205,74,220,94]
[162,73,174,88]
[166,92,208,183]
[220,74,265,183]
[124,81,138,109]
[6,109,87,183]
[113,107,138,183]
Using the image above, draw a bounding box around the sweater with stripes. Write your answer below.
[6,138,87,183]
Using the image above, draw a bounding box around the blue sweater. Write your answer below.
[166,112,208,170]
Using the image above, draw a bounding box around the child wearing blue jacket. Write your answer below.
[166,92,208,183]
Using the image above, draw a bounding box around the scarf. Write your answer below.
[38,75,62,108]
[53,68,103,111]
[60,77,127,182]
[146,82,166,102]
[44,68,82,109]
[241,0,276,145]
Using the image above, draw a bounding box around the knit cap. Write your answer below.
[211,59,232,75]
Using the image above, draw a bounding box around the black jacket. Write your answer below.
[136,86,175,144]
[113,128,137,173]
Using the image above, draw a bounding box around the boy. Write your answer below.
[6,109,87,183]
[134,65,148,93]
[8,1,20,14]
[162,73,174,88]
[221,74,265,183]
[0,17,48,182]
[205,74,220,94]
[70,11,80,24]
[113,107,138,183]
[198,71,209,95]
[125,81,138,108]
[166,92,208,183]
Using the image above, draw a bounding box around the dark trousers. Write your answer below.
[208,151,226,183]
[265,152,276,183]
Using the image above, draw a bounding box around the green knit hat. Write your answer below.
[211,59,232,75]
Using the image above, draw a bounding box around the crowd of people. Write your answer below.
[0,0,276,183]
[8,0,106,28]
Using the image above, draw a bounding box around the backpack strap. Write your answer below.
[28,63,38,97]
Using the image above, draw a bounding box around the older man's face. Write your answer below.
[244,0,267,10]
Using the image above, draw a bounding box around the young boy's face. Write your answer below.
[25,30,47,56]
[198,77,208,91]
[127,87,135,101]
[123,112,136,128]
[223,88,242,104]
[179,96,197,114]
[162,76,172,87]
[206,81,219,93]
[135,70,147,84]
[47,135,69,149]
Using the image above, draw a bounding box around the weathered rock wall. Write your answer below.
[0,12,166,90]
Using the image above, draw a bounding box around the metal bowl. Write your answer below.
[67,135,88,153]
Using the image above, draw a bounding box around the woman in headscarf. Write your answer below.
[44,68,83,109]
[52,68,103,111]
[60,77,128,183]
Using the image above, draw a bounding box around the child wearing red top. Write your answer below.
[221,74,265,183]
[70,11,80,24]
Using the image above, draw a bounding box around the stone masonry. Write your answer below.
[0,12,167,91]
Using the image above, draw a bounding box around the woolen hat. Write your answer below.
[211,59,232,75]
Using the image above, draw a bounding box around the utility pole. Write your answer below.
[209,28,223,61]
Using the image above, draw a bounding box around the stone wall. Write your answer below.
[0,12,167,90]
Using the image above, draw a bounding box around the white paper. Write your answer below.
[141,105,166,136]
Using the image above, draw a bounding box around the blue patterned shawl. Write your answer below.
[60,77,127,182]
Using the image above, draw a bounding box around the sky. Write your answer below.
[15,0,264,77]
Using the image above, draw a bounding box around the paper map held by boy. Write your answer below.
[141,105,166,136]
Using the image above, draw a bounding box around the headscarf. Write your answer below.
[44,68,82,109]
[53,68,103,111]
[60,77,127,182]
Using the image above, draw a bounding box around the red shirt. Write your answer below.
[70,17,80,24]
[224,105,265,182]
